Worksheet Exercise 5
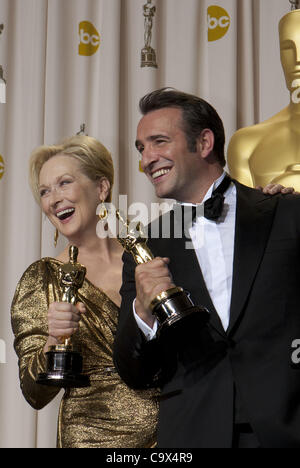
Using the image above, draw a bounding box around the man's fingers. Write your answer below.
[139,257,170,269]
[281,187,295,194]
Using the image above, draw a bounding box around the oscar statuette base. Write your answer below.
[141,47,158,68]
[150,287,210,338]
[37,345,90,388]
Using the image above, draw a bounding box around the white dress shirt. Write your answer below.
[134,172,237,338]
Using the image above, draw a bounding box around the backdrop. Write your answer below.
[0,0,291,448]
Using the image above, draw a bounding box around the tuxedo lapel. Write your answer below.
[173,235,226,336]
[227,183,279,335]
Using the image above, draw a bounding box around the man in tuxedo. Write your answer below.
[113,88,300,448]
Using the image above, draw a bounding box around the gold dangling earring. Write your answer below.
[54,228,59,247]
[98,200,108,222]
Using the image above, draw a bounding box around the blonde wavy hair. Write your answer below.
[29,135,114,204]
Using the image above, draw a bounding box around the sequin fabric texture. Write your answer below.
[11,258,158,448]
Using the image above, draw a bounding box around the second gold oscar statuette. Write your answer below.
[116,211,210,338]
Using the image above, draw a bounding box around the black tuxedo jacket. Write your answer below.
[113,182,300,448]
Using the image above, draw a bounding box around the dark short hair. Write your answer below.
[139,88,226,167]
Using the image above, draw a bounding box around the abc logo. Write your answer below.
[79,21,100,56]
[0,154,4,180]
[208,6,230,42]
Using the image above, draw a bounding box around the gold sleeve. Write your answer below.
[11,260,61,410]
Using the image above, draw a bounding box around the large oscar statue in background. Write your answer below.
[227,6,300,191]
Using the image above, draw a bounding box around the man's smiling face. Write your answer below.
[136,107,204,202]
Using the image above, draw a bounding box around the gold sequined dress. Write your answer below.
[11,258,158,448]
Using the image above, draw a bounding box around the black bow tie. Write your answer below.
[179,174,232,224]
[203,173,232,220]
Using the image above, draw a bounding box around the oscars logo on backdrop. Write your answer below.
[207,5,231,42]
[78,21,100,56]
[0,154,4,180]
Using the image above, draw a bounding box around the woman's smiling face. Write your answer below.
[39,154,101,242]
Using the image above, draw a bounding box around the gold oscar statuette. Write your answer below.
[37,246,90,388]
[116,211,209,337]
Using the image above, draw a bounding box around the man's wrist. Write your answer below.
[135,297,156,329]
[133,298,158,340]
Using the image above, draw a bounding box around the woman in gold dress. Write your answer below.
[11,135,158,448]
